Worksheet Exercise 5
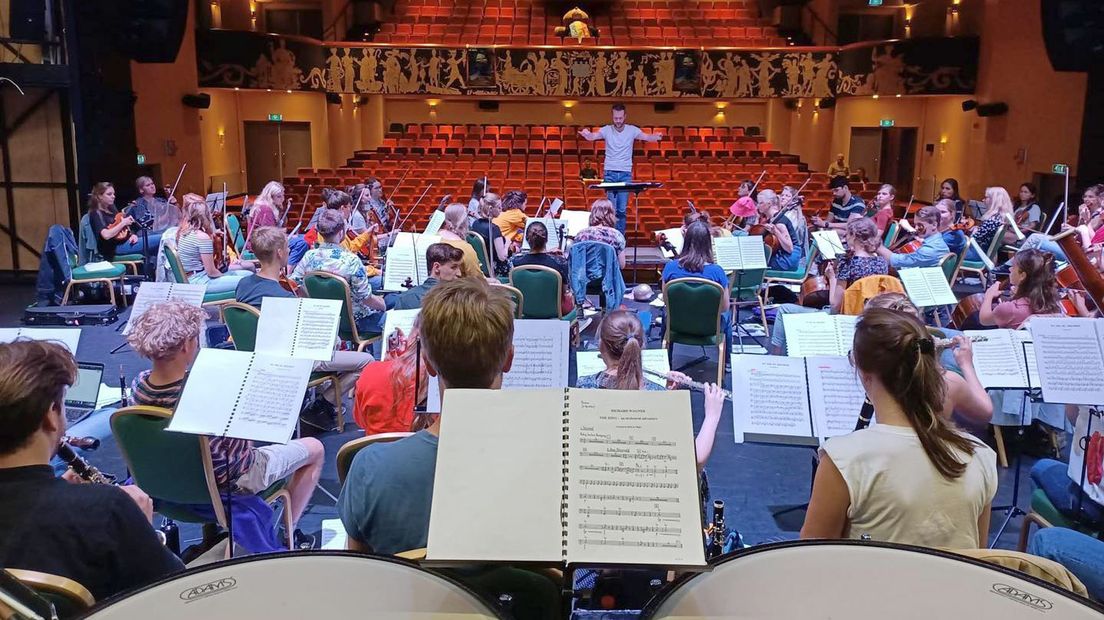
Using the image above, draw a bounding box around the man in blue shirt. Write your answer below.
[814,176,866,232]
[338,278,516,554]
[877,206,949,270]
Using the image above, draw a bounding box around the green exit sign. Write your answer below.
[268,113,283,122]
[136,153,145,165]
[868,0,883,5]
[879,118,895,127]
[1053,163,1068,174]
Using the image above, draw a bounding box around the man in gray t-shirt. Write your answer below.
[578,103,663,233]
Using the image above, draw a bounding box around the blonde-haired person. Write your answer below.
[965,186,1017,262]
[130,175,179,234]
[249,181,285,234]
[470,192,510,277]
[127,300,325,549]
[576,310,724,468]
[801,308,997,547]
[438,203,487,278]
[339,278,516,554]
[574,199,627,267]
[175,194,255,294]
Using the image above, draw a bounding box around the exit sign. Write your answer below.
[268,113,283,122]
[1053,163,1069,174]
[879,118,895,127]
[136,154,145,165]
[868,0,883,5]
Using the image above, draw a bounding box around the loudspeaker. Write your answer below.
[110,0,189,63]
[654,102,675,113]
[478,101,500,111]
[961,99,978,112]
[1042,0,1104,72]
[817,97,836,109]
[325,93,342,105]
[783,99,798,111]
[181,93,211,109]
[10,0,46,41]
[976,102,1009,117]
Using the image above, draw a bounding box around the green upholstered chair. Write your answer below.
[728,267,769,341]
[508,264,577,322]
[882,220,900,248]
[764,244,816,286]
[1017,488,1103,552]
[221,301,347,431]
[62,254,127,307]
[499,284,525,318]
[302,270,380,353]
[161,244,236,307]
[336,432,413,485]
[466,232,492,277]
[940,251,962,282]
[663,277,727,385]
[111,406,293,555]
[954,224,1006,284]
[113,252,146,275]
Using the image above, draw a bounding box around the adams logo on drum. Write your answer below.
[992,584,1054,611]
[179,577,237,602]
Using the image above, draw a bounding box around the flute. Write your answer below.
[642,368,733,401]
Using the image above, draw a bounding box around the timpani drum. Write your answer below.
[642,540,1104,619]
[79,552,505,619]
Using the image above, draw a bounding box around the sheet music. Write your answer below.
[380,308,420,358]
[204,191,227,214]
[0,328,81,354]
[811,230,845,260]
[548,198,564,216]
[423,210,445,237]
[382,232,440,291]
[566,388,705,567]
[320,518,348,550]
[502,319,570,388]
[521,218,567,251]
[124,282,208,335]
[783,313,856,357]
[655,227,684,259]
[964,329,1036,389]
[575,349,670,382]
[713,235,768,272]
[899,267,957,307]
[168,349,312,444]
[731,354,812,442]
[427,389,566,563]
[1029,317,1104,404]
[560,210,592,237]
[254,297,342,361]
[806,356,865,440]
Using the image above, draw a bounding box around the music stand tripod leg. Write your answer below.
[988,383,1035,548]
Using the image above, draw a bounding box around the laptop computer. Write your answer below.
[65,361,106,425]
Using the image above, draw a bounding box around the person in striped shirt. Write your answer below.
[126,301,325,549]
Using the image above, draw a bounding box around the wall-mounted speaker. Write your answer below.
[976,102,1009,117]
[654,102,675,113]
[817,97,836,109]
[181,93,211,109]
[961,99,978,112]
[783,99,799,111]
[326,93,342,105]
[478,101,500,111]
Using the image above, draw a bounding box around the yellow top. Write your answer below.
[442,238,484,278]
[493,209,527,244]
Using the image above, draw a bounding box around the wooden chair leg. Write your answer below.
[1018,511,1053,552]
[61,282,75,305]
[993,425,1009,468]
[333,379,345,433]
[716,339,726,386]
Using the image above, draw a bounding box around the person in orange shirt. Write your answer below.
[492,190,528,246]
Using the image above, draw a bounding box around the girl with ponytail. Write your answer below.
[979,248,1063,329]
[801,307,998,548]
[575,310,725,468]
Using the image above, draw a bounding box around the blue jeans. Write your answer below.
[1019,233,1069,262]
[604,170,632,234]
[355,311,385,336]
[1031,458,1104,526]
[189,269,252,294]
[769,303,824,354]
[1028,528,1104,601]
[769,246,803,272]
[116,231,163,257]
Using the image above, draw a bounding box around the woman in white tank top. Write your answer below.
[800,308,998,549]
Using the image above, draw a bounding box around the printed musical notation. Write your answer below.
[578,450,678,461]
[577,493,680,504]
[579,523,682,535]
[578,436,676,447]
[578,464,678,476]
[576,539,682,548]
[577,479,681,489]
[578,507,680,519]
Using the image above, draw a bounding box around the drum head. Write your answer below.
[81,552,504,619]
[643,540,1104,619]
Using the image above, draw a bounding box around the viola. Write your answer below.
[799,273,830,308]
[951,273,1008,329]
[279,274,302,296]
[656,232,678,257]
[111,211,132,241]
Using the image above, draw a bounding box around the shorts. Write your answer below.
[234,440,312,494]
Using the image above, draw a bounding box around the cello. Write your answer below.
[1054,227,1104,312]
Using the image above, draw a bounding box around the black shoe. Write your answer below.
[294,529,316,550]
[300,398,336,432]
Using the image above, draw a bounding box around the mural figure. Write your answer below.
[325,48,343,92]
[342,48,356,92]
[355,48,381,93]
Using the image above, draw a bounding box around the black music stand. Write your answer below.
[589,181,662,285]
[989,342,1040,547]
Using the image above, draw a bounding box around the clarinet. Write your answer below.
[854,399,875,431]
[707,500,727,559]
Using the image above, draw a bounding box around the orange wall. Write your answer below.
[130,1,205,195]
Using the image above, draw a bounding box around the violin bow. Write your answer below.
[293,185,313,229]
[386,164,415,206]
[167,163,187,201]
[387,184,432,251]
[221,182,230,263]
[748,169,767,194]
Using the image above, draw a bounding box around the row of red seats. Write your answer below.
[396,124,754,138]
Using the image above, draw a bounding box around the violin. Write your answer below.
[951,272,1008,329]
[279,273,303,296]
[748,198,801,252]
[656,232,678,257]
[111,211,132,241]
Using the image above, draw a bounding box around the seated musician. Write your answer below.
[801,308,998,547]
[575,199,627,267]
[1030,406,1104,533]
[127,301,325,549]
[875,205,948,270]
[965,187,1018,262]
[683,209,733,238]
[87,182,144,262]
[353,317,428,436]
[237,226,372,416]
[466,178,489,219]
[394,242,464,310]
[935,198,968,255]
[662,220,731,355]
[1029,527,1104,601]
[978,248,1065,329]
[128,175,179,235]
[363,177,397,247]
[470,193,510,277]
[493,190,529,246]
[0,340,183,600]
[1014,182,1043,230]
[1017,183,1104,264]
[176,194,255,294]
[437,203,488,278]
[779,184,808,246]
[291,209,388,336]
[247,181,285,237]
[509,222,570,283]
[575,310,723,468]
[339,279,515,554]
[756,189,804,272]
[867,184,895,237]
[812,176,865,232]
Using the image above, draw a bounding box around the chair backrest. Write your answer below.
[728,268,766,302]
[938,251,959,281]
[8,569,95,616]
[161,244,187,284]
[466,232,492,277]
[303,270,362,342]
[883,220,899,248]
[227,214,246,253]
[222,301,261,352]
[840,274,906,315]
[336,432,413,485]
[110,406,225,522]
[664,277,724,338]
[985,224,1007,258]
[499,284,525,318]
[509,265,563,319]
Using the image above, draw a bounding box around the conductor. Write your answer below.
[578,103,663,234]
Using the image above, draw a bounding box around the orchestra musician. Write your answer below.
[1016,184,1104,264]
[964,187,1017,262]
[363,177,398,248]
[801,307,998,548]
[867,184,896,238]
[128,175,179,236]
[756,189,803,272]
[876,206,947,270]
[940,178,967,221]
[977,248,1091,329]
[812,176,865,232]
[248,181,285,235]
[87,182,142,262]
[935,198,968,256]
[176,194,255,294]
